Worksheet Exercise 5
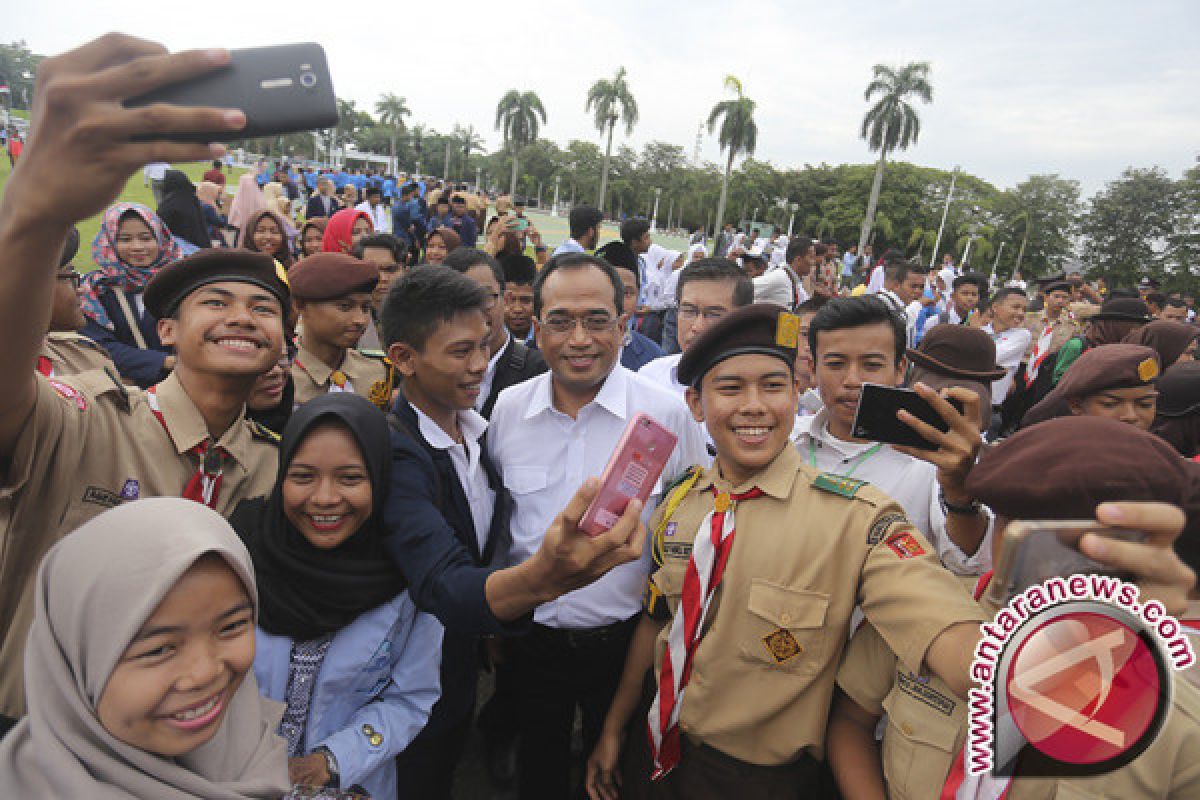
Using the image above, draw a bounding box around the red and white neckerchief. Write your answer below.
[146,386,227,509]
[647,484,764,780]
[36,356,54,378]
[1024,311,1073,388]
[941,570,1013,800]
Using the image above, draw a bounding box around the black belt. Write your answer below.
[532,615,639,649]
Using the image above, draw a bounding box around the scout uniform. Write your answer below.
[38,331,114,378]
[832,416,1200,799]
[287,252,392,408]
[637,305,985,798]
[1020,343,1159,427]
[1022,280,1080,362]
[1050,296,1154,384]
[0,249,288,718]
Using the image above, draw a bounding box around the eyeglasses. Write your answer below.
[56,271,81,289]
[677,305,727,322]
[540,313,619,335]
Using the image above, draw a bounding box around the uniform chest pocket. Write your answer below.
[503,465,548,495]
[737,580,828,677]
[880,685,963,800]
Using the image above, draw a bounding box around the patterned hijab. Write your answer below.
[80,203,181,330]
[0,498,290,799]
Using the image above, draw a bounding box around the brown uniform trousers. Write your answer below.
[291,344,388,407]
[0,370,279,717]
[628,444,985,798]
[39,332,114,378]
[836,583,1200,798]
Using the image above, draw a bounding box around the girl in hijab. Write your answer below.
[231,394,442,798]
[156,169,211,250]
[423,226,460,266]
[1152,360,1200,459]
[1123,319,1199,369]
[247,351,296,437]
[229,173,268,240]
[80,202,181,387]
[197,180,233,247]
[238,209,296,269]
[1051,296,1152,383]
[321,208,374,254]
[298,218,327,260]
[0,498,291,799]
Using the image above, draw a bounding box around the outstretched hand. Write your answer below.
[1082,502,1196,617]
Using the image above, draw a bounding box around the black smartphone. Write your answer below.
[125,43,338,142]
[851,383,964,450]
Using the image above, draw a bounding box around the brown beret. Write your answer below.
[907,325,1006,381]
[677,303,800,388]
[1122,320,1199,369]
[288,253,379,301]
[1056,343,1160,400]
[1156,360,1200,417]
[145,248,290,318]
[966,416,1195,521]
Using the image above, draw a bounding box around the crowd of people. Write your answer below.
[0,34,1199,800]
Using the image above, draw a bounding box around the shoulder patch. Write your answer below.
[47,378,87,411]
[248,420,281,444]
[885,530,926,560]
[812,472,867,499]
[868,512,907,545]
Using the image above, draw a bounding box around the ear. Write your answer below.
[532,317,543,351]
[684,385,705,424]
[157,316,177,348]
[387,341,418,379]
[894,355,909,384]
[617,311,631,331]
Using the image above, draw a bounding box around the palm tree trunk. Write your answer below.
[389,134,396,174]
[712,150,734,255]
[597,120,615,210]
[856,147,888,258]
[509,152,519,196]
[443,141,452,181]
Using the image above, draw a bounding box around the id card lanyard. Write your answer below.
[807,437,883,479]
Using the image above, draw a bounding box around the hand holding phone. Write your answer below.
[580,414,678,537]
[852,383,964,451]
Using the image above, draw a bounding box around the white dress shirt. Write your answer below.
[790,409,992,576]
[477,331,510,412]
[356,201,392,233]
[413,405,495,553]
[753,264,805,308]
[984,324,1032,405]
[878,288,922,348]
[866,263,886,293]
[488,365,708,628]
[638,353,715,459]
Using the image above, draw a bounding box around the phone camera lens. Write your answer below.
[300,72,317,88]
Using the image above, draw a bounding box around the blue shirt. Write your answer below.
[620,329,664,372]
[552,238,587,257]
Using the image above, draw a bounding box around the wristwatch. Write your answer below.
[314,745,340,789]
[939,488,982,516]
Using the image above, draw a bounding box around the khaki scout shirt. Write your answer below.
[0,370,279,717]
[645,444,985,766]
[837,582,1200,799]
[291,343,388,406]
[40,332,114,377]
[1022,310,1079,359]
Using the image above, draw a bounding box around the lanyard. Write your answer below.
[808,437,883,479]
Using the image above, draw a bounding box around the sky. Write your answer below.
[8,0,1199,197]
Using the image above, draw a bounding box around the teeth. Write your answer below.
[735,427,770,436]
[172,695,218,721]
[310,515,344,525]
[216,338,257,351]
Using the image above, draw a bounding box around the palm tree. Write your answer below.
[494,90,547,196]
[707,76,758,250]
[856,62,934,256]
[408,124,428,173]
[375,92,411,172]
[455,124,485,178]
[586,67,638,211]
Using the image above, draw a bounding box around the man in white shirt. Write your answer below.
[355,186,391,233]
[791,295,993,576]
[983,286,1031,433]
[488,253,707,799]
[747,239,809,309]
[919,272,986,340]
[878,259,931,348]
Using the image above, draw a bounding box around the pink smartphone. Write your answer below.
[580,413,678,537]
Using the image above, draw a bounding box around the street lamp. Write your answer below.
[552,175,561,217]
[651,187,663,233]
[930,166,959,268]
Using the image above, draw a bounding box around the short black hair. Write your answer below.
[381,266,488,351]
[990,286,1028,306]
[886,259,929,285]
[533,253,623,318]
[594,241,639,273]
[568,205,605,239]
[499,253,537,287]
[443,247,505,289]
[436,195,450,206]
[620,218,651,245]
[365,187,382,199]
[401,183,416,197]
[354,232,407,263]
[1165,296,1188,309]
[785,237,815,263]
[1146,292,1167,308]
[795,296,829,315]
[953,272,988,292]
[808,296,906,364]
[675,258,754,308]
[212,159,223,169]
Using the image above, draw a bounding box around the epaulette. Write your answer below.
[811,471,868,499]
[358,349,388,360]
[248,420,281,445]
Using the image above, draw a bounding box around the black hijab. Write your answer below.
[230,393,405,640]
[156,169,212,250]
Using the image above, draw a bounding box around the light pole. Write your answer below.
[537,181,543,208]
[665,195,674,233]
[475,167,482,190]
[1013,212,1031,278]
[786,202,799,238]
[930,166,959,268]
[651,188,663,233]
[552,175,561,217]
[990,241,1006,288]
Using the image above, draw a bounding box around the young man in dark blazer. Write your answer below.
[381,267,647,798]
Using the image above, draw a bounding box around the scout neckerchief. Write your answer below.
[1025,310,1073,388]
[807,437,882,479]
[146,386,228,509]
[648,483,764,780]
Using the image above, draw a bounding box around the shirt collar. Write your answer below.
[796,407,878,458]
[151,372,252,468]
[694,440,803,501]
[487,331,511,376]
[295,342,339,385]
[523,364,628,421]
[413,403,488,450]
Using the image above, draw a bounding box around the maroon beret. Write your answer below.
[677,303,800,387]
[145,248,289,318]
[1055,343,1160,400]
[288,253,379,301]
[966,416,1196,521]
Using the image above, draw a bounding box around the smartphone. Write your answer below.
[513,216,530,232]
[851,383,964,451]
[988,520,1146,604]
[125,43,338,142]
[580,414,678,537]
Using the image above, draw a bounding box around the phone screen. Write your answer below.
[851,383,963,451]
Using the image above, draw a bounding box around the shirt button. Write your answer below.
[780,613,792,625]
[901,723,915,736]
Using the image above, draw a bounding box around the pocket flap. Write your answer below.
[746,580,828,629]
[881,689,961,752]
[503,465,548,494]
